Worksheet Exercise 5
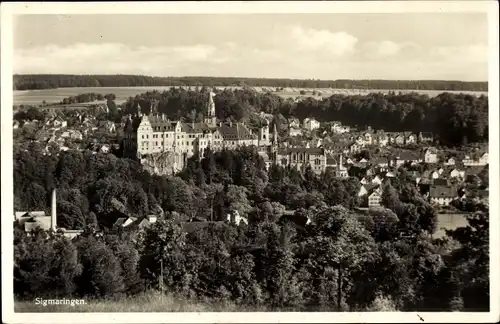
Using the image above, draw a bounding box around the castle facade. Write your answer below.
[122,91,272,172]
[123,91,332,175]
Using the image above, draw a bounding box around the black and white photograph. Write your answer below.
[1,1,499,323]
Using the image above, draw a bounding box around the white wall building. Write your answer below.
[303,117,320,131]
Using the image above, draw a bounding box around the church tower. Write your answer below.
[258,118,270,146]
[272,122,278,146]
[150,99,159,116]
[204,91,217,127]
[136,102,142,118]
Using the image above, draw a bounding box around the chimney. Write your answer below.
[51,188,57,231]
[229,121,232,127]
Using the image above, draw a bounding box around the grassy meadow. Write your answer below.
[434,213,469,238]
[15,291,399,312]
[15,291,259,313]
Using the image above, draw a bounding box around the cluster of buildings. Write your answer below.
[354,156,488,208]
[15,106,120,156]
[123,92,348,176]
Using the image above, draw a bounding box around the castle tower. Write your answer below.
[136,102,142,118]
[258,118,270,146]
[204,91,217,127]
[150,100,155,116]
[150,99,160,116]
[207,91,215,117]
[51,188,57,231]
[272,122,278,145]
[136,114,152,156]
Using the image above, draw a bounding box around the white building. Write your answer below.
[331,122,350,134]
[303,117,320,131]
[14,189,83,238]
[423,148,438,164]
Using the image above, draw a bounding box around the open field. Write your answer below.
[434,213,469,238]
[14,86,488,106]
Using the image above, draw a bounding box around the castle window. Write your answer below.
[142,135,144,139]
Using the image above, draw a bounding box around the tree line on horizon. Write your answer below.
[13,74,488,92]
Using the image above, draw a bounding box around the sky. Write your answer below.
[13,13,489,81]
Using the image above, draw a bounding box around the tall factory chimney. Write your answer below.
[51,189,57,231]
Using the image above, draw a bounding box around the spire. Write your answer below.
[207,91,215,117]
[136,102,142,117]
[150,101,155,115]
[273,122,278,144]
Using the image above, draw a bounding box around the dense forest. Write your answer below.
[121,88,488,146]
[14,74,488,92]
[13,142,490,311]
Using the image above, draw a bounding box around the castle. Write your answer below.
[123,91,338,175]
[123,91,275,173]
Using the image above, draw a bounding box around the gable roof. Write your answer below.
[429,185,457,198]
[363,183,379,193]
[278,147,325,155]
[432,178,449,186]
[392,150,420,161]
[465,166,485,176]
[24,216,52,232]
[372,157,389,165]
[218,123,255,141]
[15,211,46,220]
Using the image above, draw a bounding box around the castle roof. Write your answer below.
[219,123,255,141]
[181,122,213,134]
[429,185,457,199]
[278,147,324,155]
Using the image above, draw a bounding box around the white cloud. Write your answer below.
[14,43,221,75]
[375,41,401,57]
[286,26,358,56]
[429,44,488,63]
[13,39,488,81]
[361,41,420,60]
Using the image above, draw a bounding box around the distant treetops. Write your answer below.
[14,74,488,92]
